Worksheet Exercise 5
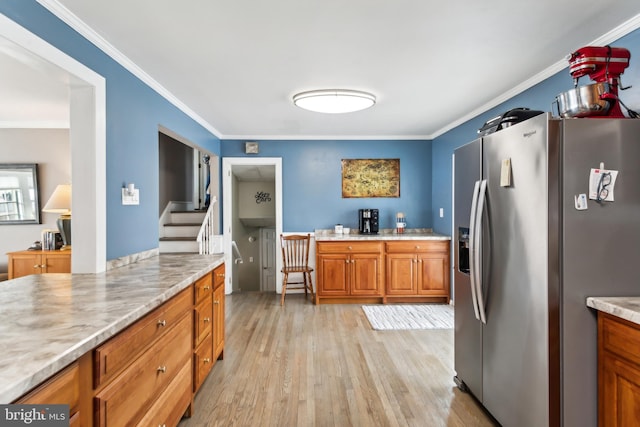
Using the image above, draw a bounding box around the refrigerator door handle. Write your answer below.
[468,180,481,321]
[475,179,488,324]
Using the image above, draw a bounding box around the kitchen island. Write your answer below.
[314,229,451,304]
[587,297,640,427]
[0,253,224,425]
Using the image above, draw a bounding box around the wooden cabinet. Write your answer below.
[385,241,450,303]
[213,263,225,361]
[316,242,383,303]
[193,271,214,392]
[93,286,193,427]
[193,263,225,393]
[7,250,71,279]
[598,312,640,427]
[16,361,82,426]
[13,264,224,426]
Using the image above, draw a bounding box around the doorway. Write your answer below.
[0,14,106,273]
[222,157,282,295]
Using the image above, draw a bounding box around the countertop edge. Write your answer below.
[1,255,224,403]
[587,296,640,326]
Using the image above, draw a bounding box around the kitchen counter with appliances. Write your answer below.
[314,230,451,304]
[0,253,224,404]
[314,228,450,241]
[587,297,640,325]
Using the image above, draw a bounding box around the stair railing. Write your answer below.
[197,196,218,254]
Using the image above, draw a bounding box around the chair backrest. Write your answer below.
[280,234,311,268]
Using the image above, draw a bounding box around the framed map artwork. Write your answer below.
[341,159,400,198]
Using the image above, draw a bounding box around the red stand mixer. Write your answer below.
[556,46,638,118]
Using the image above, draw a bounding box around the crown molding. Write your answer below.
[222,134,431,141]
[36,0,223,140]
[430,13,640,139]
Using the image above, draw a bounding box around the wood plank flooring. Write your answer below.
[179,292,497,427]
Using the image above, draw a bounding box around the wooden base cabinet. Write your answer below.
[316,242,383,303]
[7,250,71,279]
[598,312,640,427]
[385,241,449,303]
[193,263,225,393]
[13,265,225,426]
[16,361,83,426]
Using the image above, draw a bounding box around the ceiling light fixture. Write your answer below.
[293,89,376,114]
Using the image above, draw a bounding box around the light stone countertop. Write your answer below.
[314,228,450,241]
[0,253,224,403]
[586,297,640,326]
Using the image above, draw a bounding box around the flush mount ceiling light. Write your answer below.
[293,89,376,114]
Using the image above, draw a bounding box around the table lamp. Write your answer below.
[43,184,71,250]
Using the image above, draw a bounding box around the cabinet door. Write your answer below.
[317,254,349,295]
[350,253,382,296]
[213,284,225,360]
[601,352,640,427]
[385,253,416,295]
[417,253,449,296]
[9,253,41,279]
[42,252,71,273]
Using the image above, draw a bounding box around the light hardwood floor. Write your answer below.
[180,292,497,427]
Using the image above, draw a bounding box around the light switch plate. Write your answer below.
[122,188,140,205]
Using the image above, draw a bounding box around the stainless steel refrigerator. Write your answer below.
[453,113,640,427]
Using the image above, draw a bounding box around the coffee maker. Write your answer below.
[358,209,379,234]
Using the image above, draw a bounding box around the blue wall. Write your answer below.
[431,28,640,235]
[0,1,221,260]
[222,139,432,231]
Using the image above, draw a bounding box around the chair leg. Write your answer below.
[307,272,315,303]
[303,274,308,297]
[281,273,287,306]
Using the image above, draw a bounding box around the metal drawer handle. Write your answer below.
[157,319,166,327]
[204,285,210,290]
[204,317,211,323]
[33,264,40,268]
[348,246,353,250]
[214,300,220,305]
[157,366,166,373]
[203,358,211,363]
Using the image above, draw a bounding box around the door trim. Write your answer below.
[222,157,282,295]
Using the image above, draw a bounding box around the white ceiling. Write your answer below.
[4,1,640,139]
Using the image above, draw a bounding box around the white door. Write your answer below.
[260,227,276,291]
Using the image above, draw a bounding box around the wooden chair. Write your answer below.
[280,234,314,305]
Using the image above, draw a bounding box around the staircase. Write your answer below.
[159,204,205,254]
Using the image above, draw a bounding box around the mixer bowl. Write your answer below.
[555,82,612,118]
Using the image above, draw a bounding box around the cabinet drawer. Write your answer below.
[95,313,192,427]
[16,362,79,412]
[213,264,225,289]
[194,273,213,304]
[385,240,449,253]
[317,241,382,254]
[194,333,214,392]
[135,362,192,427]
[194,296,213,347]
[601,314,640,366]
[94,287,192,388]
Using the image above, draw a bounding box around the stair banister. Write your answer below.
[197,196,217,254]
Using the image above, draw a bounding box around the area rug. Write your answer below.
[362,304,454,330]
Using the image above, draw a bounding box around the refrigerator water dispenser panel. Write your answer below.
[458,227,470,274]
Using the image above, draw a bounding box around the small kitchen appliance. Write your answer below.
[556,46,638,118]
[358,209,378,234]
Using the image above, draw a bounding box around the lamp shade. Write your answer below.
[293,89,376,114]
[43,184,71,214]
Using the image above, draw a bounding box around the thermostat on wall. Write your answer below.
[245,142,259,154]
